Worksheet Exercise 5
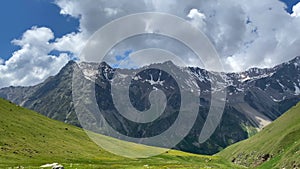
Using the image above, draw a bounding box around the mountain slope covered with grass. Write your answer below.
[0,98,241,169]
[219,102,300,169]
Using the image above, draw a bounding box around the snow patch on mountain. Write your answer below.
[270,96,286,102]
[294,83,300,95]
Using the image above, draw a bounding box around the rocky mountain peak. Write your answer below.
[0,56,299,155]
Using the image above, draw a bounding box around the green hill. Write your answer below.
[0,98,241,169]
[219,102,300,169]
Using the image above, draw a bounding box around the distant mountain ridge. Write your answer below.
[0,56,300,155]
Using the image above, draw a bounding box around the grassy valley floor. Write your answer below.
[0,98,242,169]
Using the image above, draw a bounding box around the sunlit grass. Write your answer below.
[219,102,300,169]
[0,98,241,169]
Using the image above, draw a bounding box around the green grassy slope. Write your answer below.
[0,98,241,169]
[219,102,300,169]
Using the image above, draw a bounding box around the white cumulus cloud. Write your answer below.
[187,8,206,29]
[291,2,300,17]
[0,27,70,88]
[53,0,300,72]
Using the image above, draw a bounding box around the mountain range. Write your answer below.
[0,56,300,155]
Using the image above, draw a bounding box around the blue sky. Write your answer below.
[281,0,300,12]
[0,0,78,60]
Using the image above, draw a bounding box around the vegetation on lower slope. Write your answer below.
[0,98,241,169]
[219,102,300,169]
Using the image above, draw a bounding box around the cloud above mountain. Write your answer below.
[0,27,70,88]
[292,2,300,17]
[1,0,300,88]
[54,0,300,71]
